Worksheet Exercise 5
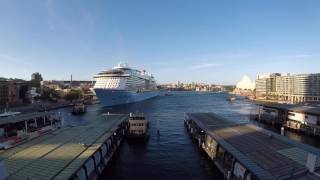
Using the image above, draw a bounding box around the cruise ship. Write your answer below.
[93,63,159,106]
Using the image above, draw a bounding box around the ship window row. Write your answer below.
[131,123,145,126]
[96,82,121,85]
[96,80,120,83]
[95,77,122,80]
[130,130,144,134]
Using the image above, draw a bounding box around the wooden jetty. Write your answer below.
[185,113,320,180]
[0,114,128,180]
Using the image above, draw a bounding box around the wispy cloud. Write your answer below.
[188,63,222,70]
[0,53,32,66]
[45,0,76,32]
[0,53,34,79]
[45,0,56,30]
[206,53,256,60]
[45,0,95,33]
[0,54,17,61]
[275,54,314,59]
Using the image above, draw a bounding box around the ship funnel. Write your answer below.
[114,63,129,69]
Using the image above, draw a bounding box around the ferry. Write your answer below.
[72,102,86,115]
[93,63,159,107]
[227,95,236,101]
[127,113,149,140]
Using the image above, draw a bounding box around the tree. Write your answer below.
[40,87,61,101]
[64,89,83,102]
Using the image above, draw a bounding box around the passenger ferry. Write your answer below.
[127,113,149,140]
[93,63,159,107]
[72,102,86,115]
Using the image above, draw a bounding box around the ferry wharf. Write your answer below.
[185,113,320,180]
[251,103,320,136]
[0,114,128,180]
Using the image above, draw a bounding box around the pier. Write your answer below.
[0,114,128,180]
[252,103,320,136]
[185,113,320,180]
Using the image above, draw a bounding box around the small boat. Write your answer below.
[72,102,86,115]
[227,95,236,101]
[127,113,149,140]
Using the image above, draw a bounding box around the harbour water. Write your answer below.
[57,92,320,179]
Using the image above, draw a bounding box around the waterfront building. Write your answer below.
[0,78,31,109]
[161,82,224,92]
[0,79,9,107]
[256,73,320,103]
[255,73,280,99]
[276,74,294,101]
[256,103,320,135]
[292,74,320,102]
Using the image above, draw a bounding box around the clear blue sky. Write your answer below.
[0,0,320,84]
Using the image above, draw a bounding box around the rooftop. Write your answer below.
[0,114,127,179]
[258,103,320,116]
[0,112,55,126]
[187,113,320,180]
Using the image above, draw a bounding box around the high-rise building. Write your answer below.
[255,73,280,99]
[256,73,320,102]
[292,74,320,102]
[275,74,294,100]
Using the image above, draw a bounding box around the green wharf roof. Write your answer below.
[0,114,127,180]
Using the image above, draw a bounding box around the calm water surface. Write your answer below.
[56,92,320,180]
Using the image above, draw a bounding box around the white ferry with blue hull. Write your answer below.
[93,63,159,107]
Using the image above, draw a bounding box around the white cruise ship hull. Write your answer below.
[94,89,159,107]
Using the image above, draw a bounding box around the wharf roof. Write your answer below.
[258,103,320,116]
[0,114,127,180]
[187,113,320,180]
[0,112,55,126]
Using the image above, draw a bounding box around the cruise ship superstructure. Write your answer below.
[93,63,158,106]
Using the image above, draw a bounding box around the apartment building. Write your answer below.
[256,73,320,103]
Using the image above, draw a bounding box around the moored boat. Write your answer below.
[93,63,159,107]
[227,95,236,101]
[72,102,86,115]
[126,113,149,140]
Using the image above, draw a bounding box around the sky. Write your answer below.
[0,0,320,85]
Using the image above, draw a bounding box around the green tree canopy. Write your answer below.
[64,89,83,102]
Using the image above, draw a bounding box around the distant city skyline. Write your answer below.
[1,0,320,84]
